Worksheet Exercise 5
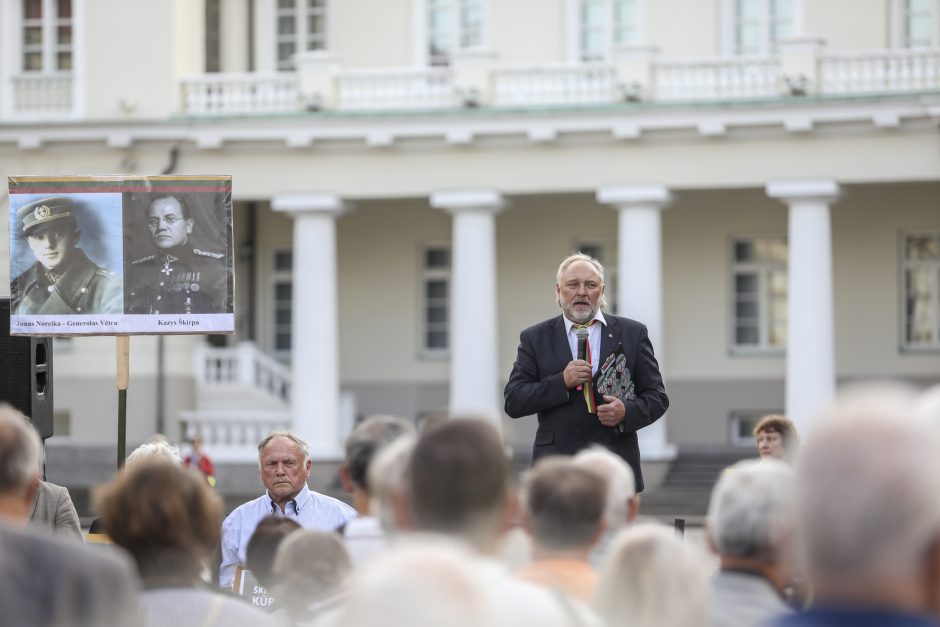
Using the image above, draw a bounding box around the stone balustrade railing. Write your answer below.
[491,64,619,106]
[819,48,940,94]
[196,341,291,404]
[10,73,73,118]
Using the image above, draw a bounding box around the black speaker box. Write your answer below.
[0,299,54,439]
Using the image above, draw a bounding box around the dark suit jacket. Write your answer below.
[504,314,669,491]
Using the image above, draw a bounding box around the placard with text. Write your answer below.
[8,175,234,335]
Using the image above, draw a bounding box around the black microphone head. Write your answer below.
[575,327,588,360]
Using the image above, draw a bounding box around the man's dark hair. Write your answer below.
[526,458,607,551]
[408,418,510,546]
[246,515,302,588]
[147,193,192,220]
[345,415,415,494]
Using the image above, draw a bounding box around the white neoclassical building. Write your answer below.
[1,0,939,492]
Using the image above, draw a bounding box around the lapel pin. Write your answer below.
[608,333,613,338]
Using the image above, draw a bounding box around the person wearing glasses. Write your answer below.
[125,194,228,315]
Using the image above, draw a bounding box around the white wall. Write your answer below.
[83,0,203,120]
[331,0,413,68]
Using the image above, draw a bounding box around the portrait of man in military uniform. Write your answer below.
[11,196,122,315]
[123,192,232,315]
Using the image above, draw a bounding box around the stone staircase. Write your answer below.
[639,448,758,523]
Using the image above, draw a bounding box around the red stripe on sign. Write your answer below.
[9,186,231,194]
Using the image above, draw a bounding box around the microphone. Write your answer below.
[575,326,589,362]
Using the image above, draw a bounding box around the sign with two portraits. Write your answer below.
[8,176,234,335]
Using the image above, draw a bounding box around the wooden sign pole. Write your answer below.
[116,335,129,469]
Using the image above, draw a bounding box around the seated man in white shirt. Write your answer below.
[219,430,356,588]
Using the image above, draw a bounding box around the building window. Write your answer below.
[205,0,221,72]
[729,0,794,55]
[276,0,327,71]
[427,0,482,66]
[732,237,787,351]
[902,232,940,349]
[21,0,72,73]
[576,241,617,314]
[576,0,639,62]
[901,0,938,47]
[272,250,293,360]
[421,246,450,353]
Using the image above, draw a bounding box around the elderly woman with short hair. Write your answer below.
[96,460,280,627]
[753,414,799,463]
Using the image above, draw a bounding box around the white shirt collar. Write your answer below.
[563,310,606,335]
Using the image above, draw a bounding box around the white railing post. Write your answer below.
[450,48,499,107]
[295,50,339,110]
[612,44,659,101]
[237,341,256,387]
[777,36,826,95]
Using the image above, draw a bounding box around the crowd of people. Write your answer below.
[1,382,940,627]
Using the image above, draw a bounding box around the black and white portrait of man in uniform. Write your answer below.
[123,192,232,315]
[11,196,122,316]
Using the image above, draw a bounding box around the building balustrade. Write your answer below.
[171,47,939,117]
[8,73,73,119]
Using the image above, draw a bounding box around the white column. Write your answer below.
[271,193,346,459]
[766,179,840,436]
[596,185,676,461]
[430,190,505,424]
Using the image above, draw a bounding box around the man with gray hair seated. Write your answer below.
[707,459,795,627]
[0,404,141,626]
[219,430,356,588]
[338,415,415,566]
[572,445,638,568]
[774,384,940,627]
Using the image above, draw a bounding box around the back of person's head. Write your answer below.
[796,384,940,595]
[525,457,606,553]
[706,458,794,564]
[246,515,301,589]
[408,418,510,550]
[572,446,636,529]
[96,460,222,583]
[345,415,415,494]
[333,538,495,627]
[272,529,352,622]
[125,440,182,467]
[0,404,40,503]
[368,435,416,532]
[594,523,710,627]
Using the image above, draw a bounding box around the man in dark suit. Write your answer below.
[504,253,668,492]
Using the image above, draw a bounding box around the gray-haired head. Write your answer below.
[573,446,636,529]
[797,383,940,590]
[258,430,311,466]
[555,252,608,311]
[368,435,417,533]
[706,459,794,563]
[595,523,711,627]
[0,404,41,498]
[125,440,182,467]
[345,415,415,494]
[272,529,353,622]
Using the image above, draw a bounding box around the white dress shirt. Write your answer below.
[563,311,607,375]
